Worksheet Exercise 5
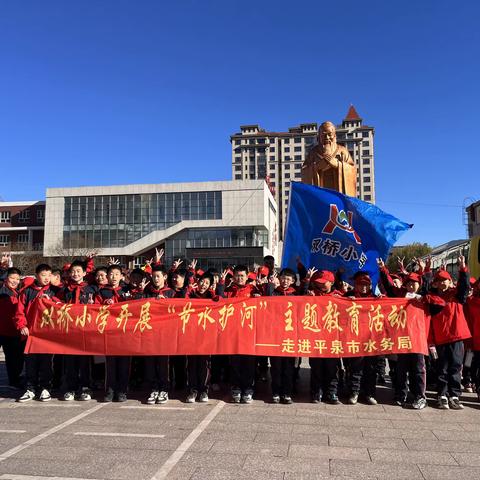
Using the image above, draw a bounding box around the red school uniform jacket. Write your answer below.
[14,283,56,330]
[428,269,471,346]
[0,283,20,336]
[465,296,480,351]
[224,283,259,299]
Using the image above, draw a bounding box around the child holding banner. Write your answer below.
[15,264,56,403]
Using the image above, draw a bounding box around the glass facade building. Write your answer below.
[62,192,222,249]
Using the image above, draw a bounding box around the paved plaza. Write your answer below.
[1,354,480,480]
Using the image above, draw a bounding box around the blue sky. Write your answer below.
[1,0,479,247]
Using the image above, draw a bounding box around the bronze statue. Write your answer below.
[302,121,357,197]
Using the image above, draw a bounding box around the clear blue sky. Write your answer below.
[1,0,479,247]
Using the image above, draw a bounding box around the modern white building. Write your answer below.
[230,105,375,237]
[43,180,278,270]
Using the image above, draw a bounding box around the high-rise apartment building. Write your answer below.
[230,105,375,237]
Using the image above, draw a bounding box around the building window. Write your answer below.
[235,174,242,180]
[295,163,302,169]
[234,165,241,171]
[295,172,301,178]
[294,155,302,160]
[364,194,371,201]
[284,156,291,161]
[284,138,290,144]
[364,176,371,183]
[284,164,290,170]
[0,234,9,246]
[234,139,241,145]
[362,158,370,165]
[270,147,275,152]
[362,167,370,174]
[294,137,301,143]
[294,146,302,152]
[284,147,290,152]
[269,138,275,143]
[17,233,29,244]
[258,138,266,144]
[285,173,290,178]
[362,141,369,147]
[270,173,275,178]
[364,186,371,192]
[269,164,275,170]
[363,150,370,155]
[234,147,241,153]
[0,211,11,223]
[362,131,369,138]
[18,210,30,222]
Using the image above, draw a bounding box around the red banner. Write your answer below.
[25,296,428,357]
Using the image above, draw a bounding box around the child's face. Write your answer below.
[36,270,52,286]
[96,270,108,286]
[433,279,450,292]
[70,266,86,284]
[234,271,248,286]
[152,271,166,288]
[198,277,211,294]
[405,280,420,294]
[354,280,371,296]
[316,280,332,294]
[172,274,185,289]
[108,269,122,287]
[50,273,62,286]
[279,275,294,289]
[130,273,143,288]
[6,273,20,290]
[392,278,403,289]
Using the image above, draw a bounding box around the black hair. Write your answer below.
[233,265,248,274]
[7,267,22,277]
[51,268,62,276]
[152,265,167,275]
[70,259,86,271]
[130,268,145,278]
[95,266,107,274]
[199,272,214,285]
[35,263,52,275]
[173,268,187,278]
[279,268,296,279]
[107,264,123,275]
[207,268,219,276]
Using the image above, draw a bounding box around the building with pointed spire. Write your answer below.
[230,106,375,238]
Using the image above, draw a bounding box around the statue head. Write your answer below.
[318,121,337,155]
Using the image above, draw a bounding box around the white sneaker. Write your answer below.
[231,390,241,404]
[146,391,159,405]
[156,391,169,404]
[448,396,464,410]
[18,389,35,403]
[78,391,91,401]
[39,389,51,402]
[241,393,253,404]
[63,391,75,401]
[186,391,197,403]
[198,392,208,403]
[437,395,449,409]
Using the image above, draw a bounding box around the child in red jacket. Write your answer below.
[429,256,471,409]
[465,278,480,401]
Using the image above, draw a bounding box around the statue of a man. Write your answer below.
[301,121,357,197]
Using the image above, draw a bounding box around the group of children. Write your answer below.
[0,250,479,411]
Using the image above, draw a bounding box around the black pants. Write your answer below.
[105,356,130,393]
[436,341,464,397]
[187,355,210,393]
[309,357,339,397]
[0,335,25,386]
[270,356,295,396]
[346,356,377,397]
[395,353,426,400]
[145,356,169,391]
[472,351,480,391]
[210,355,229,384]
[64,355,90,392]
[25,353,53,391]
[230,355,256,393]
[170,356,186,389]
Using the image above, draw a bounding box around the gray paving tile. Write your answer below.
[433,429,480,441]
[210,440,288,456]
[330,459,424,479]
[404,438,480,453]
[283,474,370,480]
[368,447,457,465]
[243,454,330,473]
[292,424,358,435]
[452,452,480,466]
[175,451,247,470]
[191,467,284,479]
[419,464,480,480]
[254,432,329,445]
[196,429,257,442]
[329,434,407,449]
[325,416,393,428]
[289,444,369,460]
[361,426,438,439]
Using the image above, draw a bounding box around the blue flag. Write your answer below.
[281,183,412,288]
